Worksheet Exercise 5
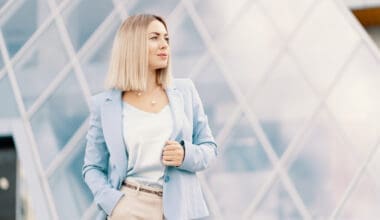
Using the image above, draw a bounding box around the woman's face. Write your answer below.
[147,20,169,72]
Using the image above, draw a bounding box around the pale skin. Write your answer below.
[122,19,184,167]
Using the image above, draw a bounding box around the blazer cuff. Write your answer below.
[178,139,197,172]
[97,188,124,216]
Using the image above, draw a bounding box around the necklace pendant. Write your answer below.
[151,100,157,105]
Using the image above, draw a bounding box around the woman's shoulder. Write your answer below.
[90,89,116,105]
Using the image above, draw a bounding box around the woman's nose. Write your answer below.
[160,39,168,48]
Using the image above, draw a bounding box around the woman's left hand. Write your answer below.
[162,140,184,166]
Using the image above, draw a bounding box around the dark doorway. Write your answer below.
[0,136,16,220]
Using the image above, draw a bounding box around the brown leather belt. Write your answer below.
[123,182,163,197]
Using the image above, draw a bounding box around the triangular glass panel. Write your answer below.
[251,179,303,220]
[289,0,361,95]
[257,0,315,38]
[288,109,360,218]
[192,0,249,39]
[1,0,50,57]
[250,53,319,157]
[216,3,283,94]
[30,71,88,168]
[14,23,69,110]
[62,0,114,51]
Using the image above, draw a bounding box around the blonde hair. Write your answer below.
[105,14,171,91]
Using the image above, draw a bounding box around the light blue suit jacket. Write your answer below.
[82,79,218,220]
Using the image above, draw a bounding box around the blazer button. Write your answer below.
[164,175,170,183]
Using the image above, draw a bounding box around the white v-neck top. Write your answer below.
[122,101,173,189]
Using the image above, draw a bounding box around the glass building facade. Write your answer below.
[0,0,380,219]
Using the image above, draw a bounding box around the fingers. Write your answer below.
[165,140,177,145]
[162,140,184,166]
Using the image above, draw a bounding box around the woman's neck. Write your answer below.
[146,70,159,92]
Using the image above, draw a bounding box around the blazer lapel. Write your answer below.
[166,85,184,141]
[101,89,128,176]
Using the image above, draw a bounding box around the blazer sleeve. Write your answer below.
[82,95,123,216]
[177,80,218,173]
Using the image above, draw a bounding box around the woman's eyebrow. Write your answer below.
[149,32,168,36]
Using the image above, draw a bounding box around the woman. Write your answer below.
[82,14,218,220]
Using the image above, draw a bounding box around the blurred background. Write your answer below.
[0,0,380,219]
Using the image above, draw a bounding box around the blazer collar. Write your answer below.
[165,84,184,141]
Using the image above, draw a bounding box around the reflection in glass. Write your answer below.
[30,72,88,168]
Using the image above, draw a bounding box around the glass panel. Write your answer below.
[205,114,272,218]
[0,0,8,8]
[288,110,360,218]
[62,0,114,51]
[327,43,380,162]
[192,0,247,39]
[257,0,315,38]
[1,0,50,57]
[126,0,180,19]
[49,137,93,220]
[0,74,19,118]
[217,3,282,94]
[250,54,319,156]
[252,180,302,220]
[14,24,69,109]
[192,58,238,137]
[170,13,207,78]
[80,17,120,94]
[338,173,380,220]
[30,72,88,168]
[289,0,361,95]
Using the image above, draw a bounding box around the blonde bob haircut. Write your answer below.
[105,14,172,91]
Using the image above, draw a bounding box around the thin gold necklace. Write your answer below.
[136,86,161,106]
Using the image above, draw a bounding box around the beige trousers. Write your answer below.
[108,183,164,220]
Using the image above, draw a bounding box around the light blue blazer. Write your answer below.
[82,79,218,220]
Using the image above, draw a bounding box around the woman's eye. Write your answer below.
[165,38,169,42]
[150,36,158,40]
